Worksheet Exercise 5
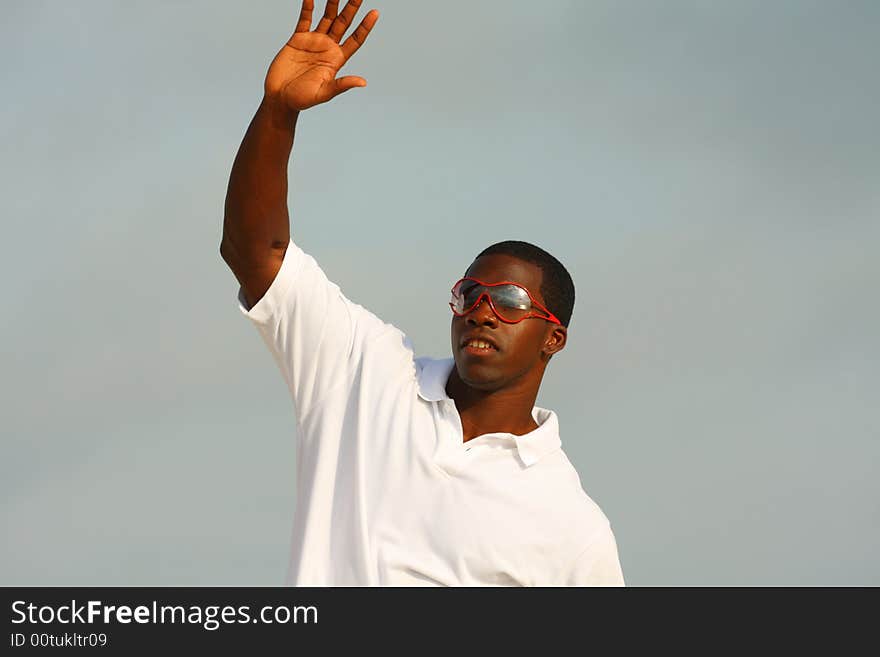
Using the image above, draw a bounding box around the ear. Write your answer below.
[541,325,567,360]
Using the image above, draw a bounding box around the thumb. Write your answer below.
[331,75,367,98]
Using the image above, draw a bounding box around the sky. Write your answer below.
[2,0,878,585]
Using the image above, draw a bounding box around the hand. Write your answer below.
[264,0,379,111]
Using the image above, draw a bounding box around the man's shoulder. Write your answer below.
[542,447,612,523]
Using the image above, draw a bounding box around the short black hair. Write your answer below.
[472,240,575,327]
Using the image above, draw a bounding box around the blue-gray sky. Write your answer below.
[2,0,878,585]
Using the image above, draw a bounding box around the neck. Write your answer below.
[445,367,542,442]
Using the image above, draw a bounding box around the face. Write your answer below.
[450,254,567,392]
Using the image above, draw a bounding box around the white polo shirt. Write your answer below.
[237,241,624,586]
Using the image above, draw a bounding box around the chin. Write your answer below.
[454,358,505,391]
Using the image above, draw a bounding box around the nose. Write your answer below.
[466,295,499,327]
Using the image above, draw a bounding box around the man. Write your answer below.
[221,0,624,586]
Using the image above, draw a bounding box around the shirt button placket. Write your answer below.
[437,399,469,474]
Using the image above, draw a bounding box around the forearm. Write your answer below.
[221,97,299,264]
[220,0,378,305]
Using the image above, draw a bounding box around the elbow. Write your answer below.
[219,237,237,265]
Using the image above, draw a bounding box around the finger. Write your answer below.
[340,9,378,61]
[329,75,367,98]
[315,0,339,34]
[295,0,314,33]
[328,0,362,43]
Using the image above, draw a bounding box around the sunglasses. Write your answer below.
[449,277,562,325]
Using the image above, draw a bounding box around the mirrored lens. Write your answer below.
[486,285,532,311]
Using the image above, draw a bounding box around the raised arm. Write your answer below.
[220,0,380,308]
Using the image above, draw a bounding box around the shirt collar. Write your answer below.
[416,357,562,467]
[514,408,561,467]
[416,357,455,402]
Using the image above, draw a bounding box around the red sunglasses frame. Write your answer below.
[449,277,562,325]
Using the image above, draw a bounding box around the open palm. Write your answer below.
[264,0,379,111]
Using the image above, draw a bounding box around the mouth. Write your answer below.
[460,335,499,355]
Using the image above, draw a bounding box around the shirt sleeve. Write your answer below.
[563,524,626,587]
[237,240,407,421]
